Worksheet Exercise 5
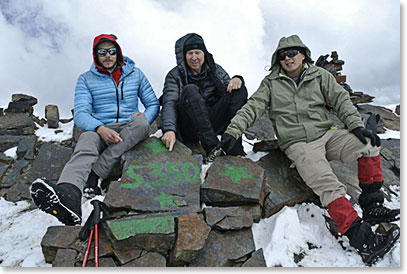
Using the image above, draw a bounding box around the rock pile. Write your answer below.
[0,51,401,267]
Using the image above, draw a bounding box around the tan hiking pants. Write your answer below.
[284,129,380,207]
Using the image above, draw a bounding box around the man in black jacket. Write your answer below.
[161,33,247,162]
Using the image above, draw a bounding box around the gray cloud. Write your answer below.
[0,0,400,118]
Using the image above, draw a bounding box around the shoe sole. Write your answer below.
[364,215,400,225]
[30,180,82,225]
[362,226,400,266]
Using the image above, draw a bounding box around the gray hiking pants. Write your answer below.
[284,129,380,207]
[58,116,150,193]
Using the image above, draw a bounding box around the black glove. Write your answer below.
[351,127,381,147]
[220,133,237,154]
[79,200,109,241]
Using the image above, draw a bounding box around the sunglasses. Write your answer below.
[96,47,117,57]
[278,49,300,61]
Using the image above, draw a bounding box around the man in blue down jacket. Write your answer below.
[30,34,159,225]
[161,33,248,163]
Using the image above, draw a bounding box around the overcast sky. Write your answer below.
[0,0,401,117]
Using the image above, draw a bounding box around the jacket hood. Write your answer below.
[174,33,217,78]
[270,34,313,71]
[92,34,125,73]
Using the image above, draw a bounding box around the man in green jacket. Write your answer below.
[219,34,400,265]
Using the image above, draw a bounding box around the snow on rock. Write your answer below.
[35,121,73,143]
[3,146,17,159]
[0,198,61,267]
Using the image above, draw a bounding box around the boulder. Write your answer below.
[0,135,23,152]
[204,206,260,230]
[122,252,167,267]
[189,229,256,267]
[16,135,36,160]
[169,213,211,266]
[41,226,82,263]
[45,105,60,129]
[28,142,72,183]
[0,113,36,135]
[257,150,315,217]
[241,248,267,267]
[1,159,29,188]
[104,137,201,215]
[201,156,265,206]
[105,215,176,255]
[5,94,37,114]
[52,249,77,267]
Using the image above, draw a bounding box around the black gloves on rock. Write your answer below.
[220,133,237,154]
[351,127,381,147]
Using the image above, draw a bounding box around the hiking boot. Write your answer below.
[30,179,82,225]
[362,203,400,225]
[204,147,225,164]
[83,170,102,198]
[345,218,400,266]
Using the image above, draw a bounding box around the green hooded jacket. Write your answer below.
[225,34,364,151]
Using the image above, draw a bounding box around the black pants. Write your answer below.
[177,84,247,155]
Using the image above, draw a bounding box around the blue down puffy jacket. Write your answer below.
[74,56,159,131]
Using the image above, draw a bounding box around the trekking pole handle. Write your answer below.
[91,200,101,225]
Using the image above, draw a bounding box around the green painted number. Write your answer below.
[149,163,167,187]
[183,162,200,183]
[167,163,182,185]
[122,165,151,188]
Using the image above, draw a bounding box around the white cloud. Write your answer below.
[0,0,400,118]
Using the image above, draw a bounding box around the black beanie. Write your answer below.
[183,34,205,54]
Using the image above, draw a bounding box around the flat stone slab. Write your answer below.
[105,215,176,255]
[104,137,201,214]
[170,213,211,265]
[52,249,77,267]
[189,228,256,267]
[122,252,167,267]
[201,156,265,206]
[0,135,23,152]
[0,113,35,135]
[257,150,314,218]
[1,159,29,188]
[28,142,72,183]
[113,249,143,265]
[381,139,400,175]
[241,248,267,267]
[16,135,36,160]
[244,114,276,141]
[41,226,82,263]
[204,206,259,231]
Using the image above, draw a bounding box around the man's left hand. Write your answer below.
[227,78,242,93]
[351,127,381,147]
[131,112,147,120]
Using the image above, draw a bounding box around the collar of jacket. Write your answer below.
[90,56,135,80]
[268,63,320,81]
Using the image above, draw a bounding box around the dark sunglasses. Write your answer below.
[96,47,117,57]
[278,49,300,61]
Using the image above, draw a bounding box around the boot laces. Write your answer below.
[367,205,393,217]
[363,233,385,251]
[205,147,224,163]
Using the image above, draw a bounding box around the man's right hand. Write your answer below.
[220,133,237,154]
[96,126,123,144]
[162,131,176,151]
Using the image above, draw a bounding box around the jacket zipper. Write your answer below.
[110,77,120,123]
[120,70,135,100]
[110,70,135,123]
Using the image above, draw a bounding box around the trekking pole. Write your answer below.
[82,228,94,267]
[92,200,101,267]
[79,199,107,267]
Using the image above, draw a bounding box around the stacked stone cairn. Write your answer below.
[0,52,400,266]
